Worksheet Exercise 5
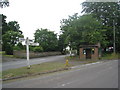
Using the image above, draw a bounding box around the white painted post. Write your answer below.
[26,37,30,68]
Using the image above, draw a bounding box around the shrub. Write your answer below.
[5,45,13,55]
[29,46,34,51]
[17,43,24,49]
[13,43,25,51]
[13,46,22,51]
[33,46,43,52]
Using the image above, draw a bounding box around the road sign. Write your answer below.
[18,37,40,68]
[30,43,39,46]
[19,38,25,42]
[19,37,31,68]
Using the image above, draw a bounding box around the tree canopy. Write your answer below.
[34,28,58,52]
[2,31,23,54]
[81,2,120,52]
[1,14,24,54]
[60,14,107,52]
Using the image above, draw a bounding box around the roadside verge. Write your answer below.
[2,62,71,81]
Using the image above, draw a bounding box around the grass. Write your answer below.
[101,53,119,60]
[2,62,71,79]
[2,52,119,80]
[65,55,98,61]
[0,51,14,58]
[66,53,119,61]
[65,56,80,61]
[0,51,5,55]
[3,55,14,58]
[0,51,5,54]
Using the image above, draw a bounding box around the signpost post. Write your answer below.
[26,37,30,69]
[19,37,39,69]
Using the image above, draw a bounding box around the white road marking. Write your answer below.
[61,84,65,86]
[71,61,102,69]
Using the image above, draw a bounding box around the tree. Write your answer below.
[1,14,22,35]
[1,14,24,54]
[60,14,107,52]
[60,13,80,50]
[34,28,58,52]
[7,21,22,34]
[81,2,120,53]
[58,34,68,53]
[0,14,9,35]
[1,15,22,35]
[2,31,24,54]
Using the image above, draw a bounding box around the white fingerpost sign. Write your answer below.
[19,37,39,68]
[26,37,31,68]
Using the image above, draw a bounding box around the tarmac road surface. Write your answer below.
[2,55,67,71]
[3,60,118,88]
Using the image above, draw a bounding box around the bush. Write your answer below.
[13,43,25,51]
[17,43,24,49]
[33,46,43,52]
[101,53,119,60]
[29,46,34,51]
[5,45,13,55]
[13,46,22,51]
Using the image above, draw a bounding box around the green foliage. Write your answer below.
[33,46,43,52]
[58,34,68,52]
[4,44,13,55]
[82,2,120,26]
[13,43,24,51]
[2,31,24,54]
[17,42,24,49]
[7,21,22,34]
[1,14,24,55]
[60,14,107,51]
[34,28,58,52]
[29,46,34,51]
[81,2,120,52]
[13,46,21,51]
[101,53,119,60]
[3,62,66,79]
[1,14,9,35]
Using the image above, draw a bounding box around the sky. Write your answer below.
[1,0,86,39]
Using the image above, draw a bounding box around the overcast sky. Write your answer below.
[1,0,85,39]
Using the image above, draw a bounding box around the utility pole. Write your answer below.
[113,19,116,54]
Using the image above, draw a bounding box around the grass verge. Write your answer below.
[101,53,119,60]
[1,51,14,58]
[2,62,71,80]
[66,53,119,61]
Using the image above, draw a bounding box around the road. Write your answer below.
[2,55,66,71]
[3,60,118,88]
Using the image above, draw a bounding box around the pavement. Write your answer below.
[3,60,118,88]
